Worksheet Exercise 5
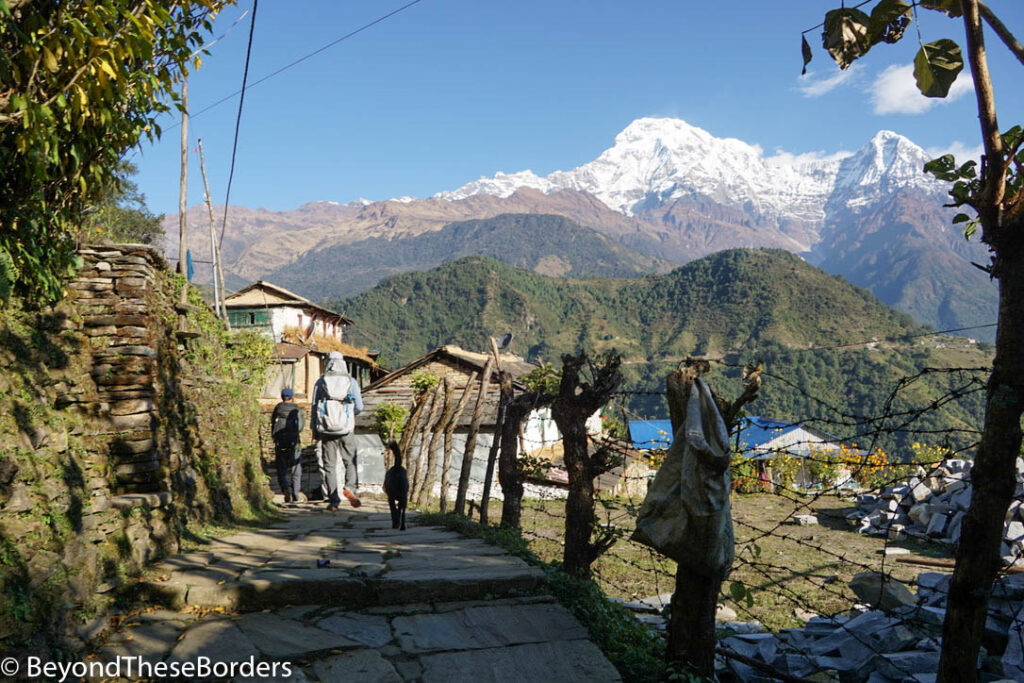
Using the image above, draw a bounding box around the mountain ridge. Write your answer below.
[163,116,996,339]
[333,249,987,452]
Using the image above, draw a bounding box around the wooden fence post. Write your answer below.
[410,384,443,502]
[417,377,453,506]
[479,372,510,525]
[455,358,493,516]
[441,372,477,512]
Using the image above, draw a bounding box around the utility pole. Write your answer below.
[197,138,222,321]
[177,80,190,317]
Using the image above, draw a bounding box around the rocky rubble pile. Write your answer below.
[714,570,1024,682]
[846,459,1024,566]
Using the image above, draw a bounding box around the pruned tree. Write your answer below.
[0,0,229,304]
[642,360,760,678]
[802,3,1023,679]
[497,389,556,529]
[550,350,623,577]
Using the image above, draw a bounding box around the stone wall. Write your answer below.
[0,244,273,655]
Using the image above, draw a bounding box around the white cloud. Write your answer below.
[798,65,862,97]
[925,140,984,162]
[871,64,974,114]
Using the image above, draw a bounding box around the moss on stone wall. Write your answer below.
[0,245,274,655]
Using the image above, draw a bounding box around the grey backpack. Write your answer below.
[316,375,355,436]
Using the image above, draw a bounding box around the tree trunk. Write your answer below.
[499,400,532,529]
[417,378,453,506]
[551,351,623,578]
[671,565,719,677]
[663,369,723,678]
[442,373,478,512]
[937,4,1024,680]
[561,411,597,577]
[939,247,1024,682]
[456,359,493,515]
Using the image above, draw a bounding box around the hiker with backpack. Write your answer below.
[271,387,305,504]
[312,351,363,510]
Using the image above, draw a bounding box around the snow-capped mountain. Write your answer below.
[436,117,944,242]
[167,116,995,339]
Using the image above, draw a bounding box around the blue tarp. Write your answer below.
[628,419,674,451]
[630,415,805,453]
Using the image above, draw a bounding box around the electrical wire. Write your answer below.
[187,0,424,124]
[218,0,259,252]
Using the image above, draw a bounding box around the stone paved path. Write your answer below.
[96,500,621,682]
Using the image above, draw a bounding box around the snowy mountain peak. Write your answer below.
[828,130,940,211]
[433,117,942,229]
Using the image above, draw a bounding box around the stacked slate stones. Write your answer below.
[70,246,164,495]
[845,459,1024,566]
[716,570,1024,681]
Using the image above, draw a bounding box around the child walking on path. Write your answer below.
[271,387,305,504]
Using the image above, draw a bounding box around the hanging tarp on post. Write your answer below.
[633,376,733,577]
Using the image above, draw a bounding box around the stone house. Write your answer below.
[349,345,603,500]
[223,280,382,399]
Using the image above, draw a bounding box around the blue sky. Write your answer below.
[133,0,1024,216]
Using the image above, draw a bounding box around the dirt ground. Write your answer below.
[515,492,953,630]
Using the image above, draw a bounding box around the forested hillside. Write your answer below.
[268,213,672,299]
[334,249,989,453]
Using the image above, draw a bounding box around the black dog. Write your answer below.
[383,441,408,530]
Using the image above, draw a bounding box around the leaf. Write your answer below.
[729,581,747,602]
[821,8,873,69]
[42,45,58,73]
[801,34,812,75]
[964,218,980,241]
[914,39,964,98]
[869,0,912,45]
[1003,125,1024,151]
[923,154,957,181]
[920,0,962,18]
[952,213,971,224]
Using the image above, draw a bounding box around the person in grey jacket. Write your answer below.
[312,351,363,510]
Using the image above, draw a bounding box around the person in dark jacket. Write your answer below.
[271,387,305,504]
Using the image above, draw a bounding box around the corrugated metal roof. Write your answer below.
[736,416,803,451]
[274,342,312,361]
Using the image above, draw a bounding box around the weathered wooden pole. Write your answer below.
[197,138,222,320]
[177,79,189,315]
[410,384,443,502]
[479,372,509,525]
[441,372,477,512]
[417,377,454,506]
[455,358,493,516]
